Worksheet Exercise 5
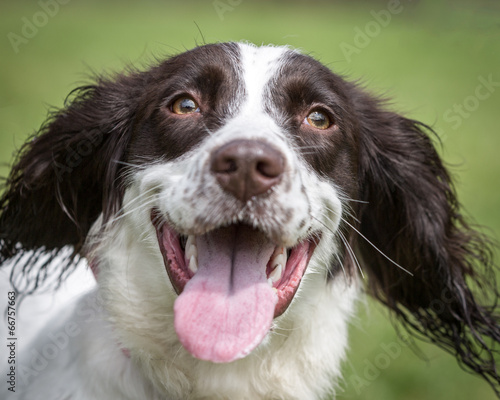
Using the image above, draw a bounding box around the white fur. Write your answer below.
[6,43,360,400]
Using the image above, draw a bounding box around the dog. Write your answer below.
[1,42,499,399]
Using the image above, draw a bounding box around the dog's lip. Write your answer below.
[151,210,192,295]
[150,209,319,318]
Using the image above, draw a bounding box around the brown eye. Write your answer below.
[171,97,200,115]
[304,110,331,130]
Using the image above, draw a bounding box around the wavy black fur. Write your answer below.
[351,88,500,394]
[0,73,144,292]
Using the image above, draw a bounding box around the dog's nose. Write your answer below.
[210,139,285,202]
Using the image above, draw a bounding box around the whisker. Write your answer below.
[333,251,347,281]
[129,155,163,162]
[200,119,215,137]
[311,215,349,279]
[107,191,159,225]
[338,229,365,279]
[324,204,360,225]
[122,185,159,208]
[112,160,144,168]
[112,186,158,217]
[337,195,369,205]
[294,144,324,150]
[118,197,158,222]
[341,218,413,277]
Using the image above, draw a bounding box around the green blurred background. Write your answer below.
[1,0,499,398]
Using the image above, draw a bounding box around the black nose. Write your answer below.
[210,139,285,202]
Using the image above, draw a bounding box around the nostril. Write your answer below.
[226,159,238,173]
[214,156,238,174]
[256,159,283,179]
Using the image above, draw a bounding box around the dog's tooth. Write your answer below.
[274,252,287,269]
[270,246,287,270]
[185,235,198,268]
[186,243,197,261]
[185,235,196,251]
[188,254,198,274]
[269,263,283,284]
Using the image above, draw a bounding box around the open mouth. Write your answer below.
[151,209,318,363]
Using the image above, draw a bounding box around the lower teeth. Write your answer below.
[268,263,283,285]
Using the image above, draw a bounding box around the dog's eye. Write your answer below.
[171,97,200,115]
[304,110,331,130]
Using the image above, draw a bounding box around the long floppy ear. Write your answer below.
[352,89,500,394]
[0,73,142,292]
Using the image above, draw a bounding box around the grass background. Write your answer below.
[1,0,499,398]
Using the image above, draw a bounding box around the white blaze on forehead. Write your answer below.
[237,43,292,115]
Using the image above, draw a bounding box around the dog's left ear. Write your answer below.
[0,73,143,283]
[351,88,500,393]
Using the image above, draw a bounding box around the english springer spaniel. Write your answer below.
[1,42,499,399]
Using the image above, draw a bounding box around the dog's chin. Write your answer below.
[150,209,318,363]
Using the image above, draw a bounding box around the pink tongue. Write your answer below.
[174,225,277,363]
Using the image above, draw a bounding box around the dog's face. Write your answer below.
[117,43,357,362]
[1,42,499,395]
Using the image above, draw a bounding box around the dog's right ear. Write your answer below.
[0,73,144,274]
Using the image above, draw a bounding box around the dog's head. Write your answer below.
[1,42,499,390]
